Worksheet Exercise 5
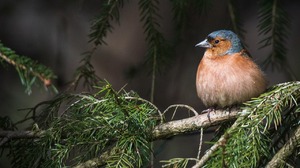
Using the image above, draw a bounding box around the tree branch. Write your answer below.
[2,106,298,167]
[152,108,239,140]
[0,108,240,144]
[0,49,52,87]
[265,125,300,168]
[0,108,240,167]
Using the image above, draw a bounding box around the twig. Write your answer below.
[0,51,52,86]
[124,96,163,120]
[192,134,228,168]
[69,95,164,122]
[197,128,203,160]
[192,117,243,168]
[163,104,199,116]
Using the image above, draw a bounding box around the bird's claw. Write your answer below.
[202,107,216,122]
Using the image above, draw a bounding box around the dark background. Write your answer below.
[0,0,300,167]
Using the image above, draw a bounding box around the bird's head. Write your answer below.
[195,30,243,56]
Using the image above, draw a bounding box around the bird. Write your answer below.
[195,30,267,109]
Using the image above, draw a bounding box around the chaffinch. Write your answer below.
[195,30,267,108]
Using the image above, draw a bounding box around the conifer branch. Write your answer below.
[162,81,300,168]
[202,81,300,167]
[1,82,299,167]
[0,52,51,87]
[139,0,171,102]
[0,42,56,94]
[0,108,238,144]
[89,0,124,45]
[170,0,189,31]
[170,0,210,34]
[0,107,238,167]
[1,1,297,167]
[258,0,290,70]
[69,47,101,91]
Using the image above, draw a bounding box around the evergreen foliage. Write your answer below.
[206,81,300,167]
[258,0,290,69]
[161,82,300,167]
[139,0,171,72]
[170,0,210,36]
[139,0,171,102]
[0,41,56,94]
[7,82,160,167]
[70,48,101,91]
[0,0,299,168]
[161,158,197,167]
[89,0,124,46]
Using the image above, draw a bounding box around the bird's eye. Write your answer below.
[214,40,220,44]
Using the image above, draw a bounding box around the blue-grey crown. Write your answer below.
[208,30,243,54]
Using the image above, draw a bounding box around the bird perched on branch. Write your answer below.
[195,30,267,109]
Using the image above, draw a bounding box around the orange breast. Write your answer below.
[196,52,267,107]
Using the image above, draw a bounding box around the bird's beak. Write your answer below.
[195,39,211,48]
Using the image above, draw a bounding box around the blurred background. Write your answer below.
[0,0,300,167]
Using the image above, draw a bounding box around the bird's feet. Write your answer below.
[202,107,216,122]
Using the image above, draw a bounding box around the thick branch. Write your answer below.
[265,125,300,168]
[152,108,239,140]
[0,109,239,144]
